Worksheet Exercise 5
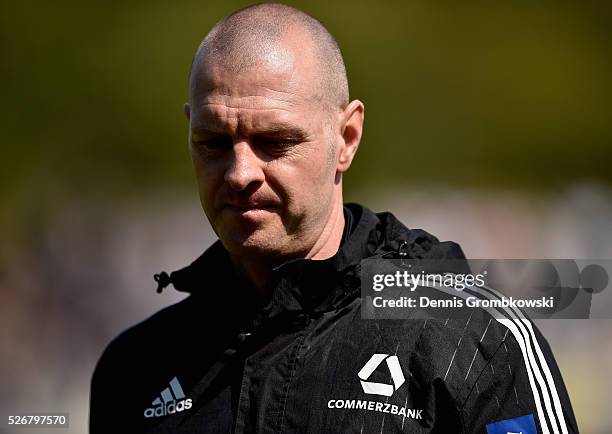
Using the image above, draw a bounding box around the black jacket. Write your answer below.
[90,203,578,433]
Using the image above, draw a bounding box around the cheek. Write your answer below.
[191,157,224,203]
[270,155,333,210]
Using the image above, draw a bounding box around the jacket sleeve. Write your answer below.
[89,336,136,434]
[89,340,119,434]
[459,319,579,434]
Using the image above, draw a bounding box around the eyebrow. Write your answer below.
[251,124,310,141]
[192,122,311,141]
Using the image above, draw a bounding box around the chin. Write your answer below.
[221,228,285,258]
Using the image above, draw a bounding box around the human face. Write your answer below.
[186,46,340,261]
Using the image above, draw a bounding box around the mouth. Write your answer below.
[223,203,278,216]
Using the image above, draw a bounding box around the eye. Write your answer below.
[268,140,293,149]
[193,135,232,151]
[257,138,298,152]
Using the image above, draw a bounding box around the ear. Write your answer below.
[183,103,191,121]
[336,100,365,173]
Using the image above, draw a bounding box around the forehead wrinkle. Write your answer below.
[194,75,300,102]
[199,82,299,104]
[193,59,297,92]
[192,104,302,134]
[196,103,294,124]
[199,96,295,110]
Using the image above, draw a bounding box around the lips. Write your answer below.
[222,202,278,214]
[225,202,276,210]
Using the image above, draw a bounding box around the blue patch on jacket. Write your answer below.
[486,414,537,434]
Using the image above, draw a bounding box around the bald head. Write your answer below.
[185,4,365,272]
[190,3,349,110]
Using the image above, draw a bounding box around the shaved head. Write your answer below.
[190,3,349,110]
[185,3,364,282]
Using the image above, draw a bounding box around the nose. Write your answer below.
[224,141,265,191]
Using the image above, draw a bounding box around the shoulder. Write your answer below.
[347,202,467,261]
[349,297,525,390]
[368,309,510,370]
[92,296,200,380]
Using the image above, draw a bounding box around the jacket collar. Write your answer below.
[168,204,379,313]
[163,202,465,319]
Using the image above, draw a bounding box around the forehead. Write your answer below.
[189,37,325,131]
[193,62,300,106]
[193,71,320,136]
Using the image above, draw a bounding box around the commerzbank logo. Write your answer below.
[357,353,406,397]
[326,353,422,421]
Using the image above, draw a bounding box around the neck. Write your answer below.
[303,195,346,261]
[229,191,346,296]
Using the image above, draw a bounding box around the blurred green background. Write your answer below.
[1,1,611,433]
[2,1,611,233]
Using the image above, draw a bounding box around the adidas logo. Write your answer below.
[143,376,193,419]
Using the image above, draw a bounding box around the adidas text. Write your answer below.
[144,398,192,418]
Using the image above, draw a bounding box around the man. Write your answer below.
[90,4,578,433]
